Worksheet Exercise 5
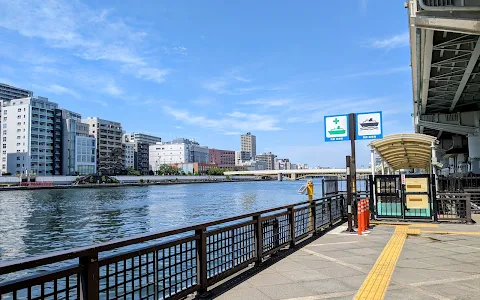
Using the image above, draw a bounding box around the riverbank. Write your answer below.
[0,177,270,191]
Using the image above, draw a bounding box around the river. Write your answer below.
[0,180,323,262]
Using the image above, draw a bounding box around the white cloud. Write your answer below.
[32,83,80,98]
[342,66,410,78]
[367,32,410,50]
[0,0,168,84]
[241,99,292,107]
[172,46,188,56]
[163,106,282,133]
[103,81,123,96]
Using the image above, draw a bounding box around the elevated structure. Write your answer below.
[224,168,372,180]
[408,0,480,175]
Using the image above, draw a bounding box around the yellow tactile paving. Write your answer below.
[354,223,480,300]
[354,226,408,300]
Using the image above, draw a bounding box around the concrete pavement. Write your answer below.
[208,223,480,300]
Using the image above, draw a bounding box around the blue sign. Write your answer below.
[355,111,383,140]
[324,114,349,142]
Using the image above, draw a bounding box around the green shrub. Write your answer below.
[139,178,144,183]
[146,179,150,183]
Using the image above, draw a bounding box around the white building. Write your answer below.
[124,142,135,169]
[149,138,208,171]
[0,97,61,175]
[256,152,276,170]
[123,132,161,145]
[241,132,256,159]
[275,158,292,170]
[235,151,251,166]
[75,134,96,175]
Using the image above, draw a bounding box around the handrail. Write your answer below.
[0,195,337,275]
[0,194,347,299]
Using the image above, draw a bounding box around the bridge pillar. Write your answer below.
[291,173,296,180]
[278,173,283,181]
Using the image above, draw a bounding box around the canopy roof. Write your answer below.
[369,134,437,170]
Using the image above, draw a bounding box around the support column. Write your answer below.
[468,135,480,174]
[431,142,438,194]
[278,173,283,181]
[370,149,376,218]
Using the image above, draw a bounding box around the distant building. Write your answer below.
[0,83,32,102]
[256,152,277,170]
[123,132,161,145]
[275,158,292,170]
[149,138,208,171]
[0,97,62,175]
[124,142,135,169]
[296,164,309,170]
[241,132,256,159]
[209,149,235,168]
[84,117,124,175]
[134,142,150,175]
[60,109,96,175]
[235,151,251,166]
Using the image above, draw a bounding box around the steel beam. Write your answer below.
[415,16,480,36]
[450,36,480,112]
[422,30,434,113]
[418,119,476,135]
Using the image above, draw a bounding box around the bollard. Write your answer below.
[357,200,363,235]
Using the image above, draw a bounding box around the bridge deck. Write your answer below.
[208,223,480,300]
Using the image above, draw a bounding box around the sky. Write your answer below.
[0,0,414,168]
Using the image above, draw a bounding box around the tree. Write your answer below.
[155,164,181,176]
[126,167,140,176]
[206,167,224,176]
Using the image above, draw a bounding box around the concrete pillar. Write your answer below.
[431,142,438,193]
[468,135,480,174]
[291,173,296,180]
[278,173,283,181]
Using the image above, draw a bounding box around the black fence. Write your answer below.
[436,192,472,223]
[0,195,346,300]
[437,175,480,192]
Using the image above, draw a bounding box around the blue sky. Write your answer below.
[0,0,413,168]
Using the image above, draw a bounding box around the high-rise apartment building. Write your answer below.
[134,142,150,174]
[209,149,236,168]
[241,132,256,159]
[149,138,208,171]
[0,97,62,175]
[0,83,33,102]
[255,152,277,170]
[83,117,124,175]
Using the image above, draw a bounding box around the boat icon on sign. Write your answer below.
[360,118,379,130]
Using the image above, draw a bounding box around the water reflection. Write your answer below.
[0,180,321,261]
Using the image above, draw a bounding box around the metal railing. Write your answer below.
[436,192,472,223]
[0,195,346,300]
[464,189,480,214]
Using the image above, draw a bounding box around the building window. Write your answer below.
[2,137,5,142]
[3,110,6,114]
[16,157,20,161]
[2,117,6,121]
[17,108,21,112]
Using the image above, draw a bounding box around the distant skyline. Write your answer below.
[0,0,413,167]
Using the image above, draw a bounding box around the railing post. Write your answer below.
[328,197,334,227]
[79,254,99,300]
[253,215,263,266]
[196,227,208,295]
[289,207,295,248]
[466,193,472,224]
[273,219,280,249]
[312,202,317,234]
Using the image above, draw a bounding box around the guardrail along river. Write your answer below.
[0,180,320,262]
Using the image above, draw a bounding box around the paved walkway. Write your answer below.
[211,223,480,300]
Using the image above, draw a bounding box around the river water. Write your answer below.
[0,180,322,262]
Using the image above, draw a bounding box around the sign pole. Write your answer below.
[348,113,357,229]
[346,155,354,232]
